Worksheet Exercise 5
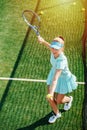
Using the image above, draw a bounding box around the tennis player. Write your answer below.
[38,36,78,123]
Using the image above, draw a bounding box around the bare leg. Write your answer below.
[56,94,71,104]
[47,87,59,114]
[47,87,71,114]
[47,97,59,114]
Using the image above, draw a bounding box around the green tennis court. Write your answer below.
[0,0,86,130]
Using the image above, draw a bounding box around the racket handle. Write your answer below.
[37,34,40,37]
[37,35,40,38]
[36,31,40,36]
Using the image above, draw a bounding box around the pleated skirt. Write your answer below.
[47,67,78,94]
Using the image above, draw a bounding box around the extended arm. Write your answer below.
[50,69,62,96]
[38,36,52,51]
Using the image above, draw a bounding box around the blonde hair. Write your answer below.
[53,36,64,45]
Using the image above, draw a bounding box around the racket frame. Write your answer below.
[22,10,40,36]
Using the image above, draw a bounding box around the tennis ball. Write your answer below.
[73,2,76,5]
[39,11,44,15]
[81,8,85,11]
[46,94,53,99]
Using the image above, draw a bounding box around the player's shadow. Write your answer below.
[17,109,65,130]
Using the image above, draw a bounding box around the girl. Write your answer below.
[38,36,78,123]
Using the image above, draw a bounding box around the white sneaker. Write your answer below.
[64,96,73,111]
[48,113,61,123]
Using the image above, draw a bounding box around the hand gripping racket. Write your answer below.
[22,10,40,36]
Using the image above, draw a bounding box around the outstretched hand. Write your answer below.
[37,36,45,44]
[37,36,50,50]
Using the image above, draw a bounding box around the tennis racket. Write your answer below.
[22,10,40,36]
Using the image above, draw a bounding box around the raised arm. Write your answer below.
[37,36,51,51]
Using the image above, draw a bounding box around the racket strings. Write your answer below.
[24,11,40,30]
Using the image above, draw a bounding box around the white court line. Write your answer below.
[0,77,46,82]
[0,77,85,85]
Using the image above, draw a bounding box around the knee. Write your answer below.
[56,99,63,104]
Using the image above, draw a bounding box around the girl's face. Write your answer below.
[52,48,62,58]
[51,37,64,58]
